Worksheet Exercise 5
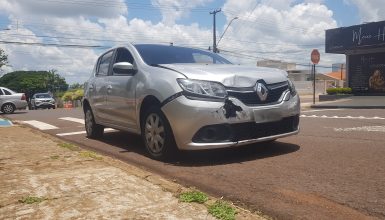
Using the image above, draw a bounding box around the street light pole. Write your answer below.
[210,8,221,53]
[217,17,238,48]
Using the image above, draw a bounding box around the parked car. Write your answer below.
[83,44,300,160]
[0,87,28,114]
[30,93,56,110]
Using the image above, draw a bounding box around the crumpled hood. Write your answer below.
[158,63,288,87]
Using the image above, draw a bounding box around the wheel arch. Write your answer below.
[83,98,91,113]
[139,95,162,130]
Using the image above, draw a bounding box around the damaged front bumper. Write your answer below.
[161,91,300,150]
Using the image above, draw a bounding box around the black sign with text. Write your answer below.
[349,52,385,94]
[326,20,385,53]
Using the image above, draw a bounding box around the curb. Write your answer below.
[311,105,385,109]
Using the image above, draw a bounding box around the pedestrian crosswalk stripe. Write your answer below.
[56,131,86,136]
[334,126,385,132]
[56,128,116,137]
[59,117,84,124]
[21,120,58,130]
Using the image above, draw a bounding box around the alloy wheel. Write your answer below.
[2,104,15,114]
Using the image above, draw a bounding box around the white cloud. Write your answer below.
[0,0,348,85]
[0,0,127,18]
[151,0,213,25]
[346,0,385,23]
[221,1,340,66]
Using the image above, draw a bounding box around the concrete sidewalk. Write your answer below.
[311,96,385,109]
[0,124,264,220]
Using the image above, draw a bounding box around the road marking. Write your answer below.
[334,126,385,132]
[21,120,58,130]
[56,128,116,136]
[0,118,13,127]
[301,109,342,113]
[56,131,86,136]
[59,117,84,124]
[301,115,385,120]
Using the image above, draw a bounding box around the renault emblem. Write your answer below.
[255,83,268,101]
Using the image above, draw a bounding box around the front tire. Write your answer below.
[1,103,15,114]
[85,107,104,138]
[141,106,177,161]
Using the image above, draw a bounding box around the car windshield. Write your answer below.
[35,94,51,98]
[134,44,232,65]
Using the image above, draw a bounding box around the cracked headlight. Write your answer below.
[288,79,297,96]
[177,78,227,100]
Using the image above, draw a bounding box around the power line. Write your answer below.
[0,40,108,49]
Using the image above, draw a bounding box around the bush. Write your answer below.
[326,87,352,95]
[62,91,73,101]
[61,89,84,101]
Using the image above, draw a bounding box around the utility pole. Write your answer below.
[340,63,344,87]
[210,8,221,53]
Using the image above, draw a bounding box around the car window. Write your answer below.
[0,89,3,95]
[115,48,134,64]
[192,53,214,63]
[97,50,113,76]
[3,89,12,95]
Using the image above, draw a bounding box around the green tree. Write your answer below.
[0,70,68,98]
[69,82,84,90]
[0,48,8,69]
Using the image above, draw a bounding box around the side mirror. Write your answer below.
[113,62,135,75]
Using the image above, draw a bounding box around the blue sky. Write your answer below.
[0,0,384,84]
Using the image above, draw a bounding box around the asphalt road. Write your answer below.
[3,107,385,219]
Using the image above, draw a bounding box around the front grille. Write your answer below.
[227,81,288,105]
[230,115,299,141]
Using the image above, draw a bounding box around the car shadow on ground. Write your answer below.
[172,141,300,166]
[0,111,28,115]
[99,131,300,166]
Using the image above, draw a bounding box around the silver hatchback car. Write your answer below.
[83,44,300,160]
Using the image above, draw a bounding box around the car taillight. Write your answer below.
[21,94,26,100]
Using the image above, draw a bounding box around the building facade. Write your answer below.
[325,20,385,95]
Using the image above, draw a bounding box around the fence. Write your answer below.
[293,80,340,95]
[56,98,82,108]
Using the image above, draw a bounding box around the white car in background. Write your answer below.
[0,87,28,114]
[30,93,56,110]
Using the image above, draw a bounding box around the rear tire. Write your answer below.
[85,107,104,138]
[1,103,15,114]
[141,106,177,161]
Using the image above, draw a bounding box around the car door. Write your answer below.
[0,88,4,106]
[89,50,114,122]
[105,47,138,131]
